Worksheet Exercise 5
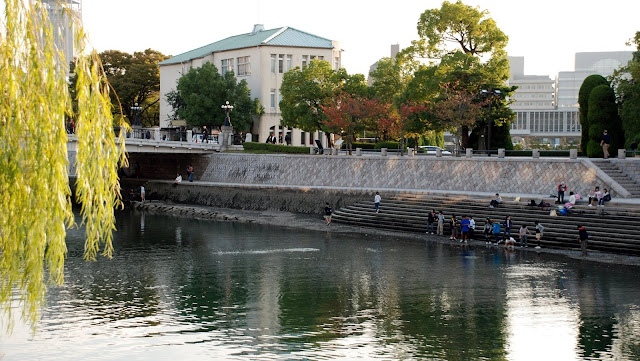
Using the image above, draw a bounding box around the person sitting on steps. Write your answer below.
[489,193,502,208]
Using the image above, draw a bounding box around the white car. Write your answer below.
[418,146,452,155]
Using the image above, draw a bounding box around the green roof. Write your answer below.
[159,27,334,66]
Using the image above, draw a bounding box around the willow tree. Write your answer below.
[0,0,126,328]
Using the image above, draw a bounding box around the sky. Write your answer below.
[81,0,639,78]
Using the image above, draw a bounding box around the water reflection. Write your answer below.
[2,209,640,360]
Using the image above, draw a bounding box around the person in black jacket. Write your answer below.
[426,209,436,234]
[578,225,589,256]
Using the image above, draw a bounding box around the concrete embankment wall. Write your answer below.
[197,153,617,198]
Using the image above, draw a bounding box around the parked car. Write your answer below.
[417,146,452,155]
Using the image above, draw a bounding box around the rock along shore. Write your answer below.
[133,200,640,268]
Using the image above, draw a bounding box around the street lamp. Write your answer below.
[131,102,142,127]
[221,100,234,127]
[480,89,501,152]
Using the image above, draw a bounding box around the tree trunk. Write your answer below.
[461,125,469,149]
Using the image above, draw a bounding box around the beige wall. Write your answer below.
[159,42,342,145]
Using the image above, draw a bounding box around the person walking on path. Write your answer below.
[578,225,589,256]
[437,211,445,236]
[600,130,611,159]
[519,224,532,248]
[558,182,567,204]
[324,203,333,225]
[534,221,544,248]
[140,185,145,202]
[503,215,513,241]
[426,209,436,234]
[492,219,501,244]
[374,192,381,213]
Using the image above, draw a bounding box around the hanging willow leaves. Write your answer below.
[0,0,127,329]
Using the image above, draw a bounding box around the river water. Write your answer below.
[2,209,640,360]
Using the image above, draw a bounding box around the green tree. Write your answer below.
[280,60,345,145]
[578,74,609,154]
[586,84,624,157]
[401,1,513,149]
[611,31,640,147]
[69,49,169,127]
[172,62,262,133]
[1,0,126,328]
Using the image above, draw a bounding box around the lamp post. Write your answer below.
[480,89,501,152]
[131,102,142,127]
[220,101,234,150]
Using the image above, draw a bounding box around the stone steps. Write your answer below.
[592,160,640,195]
[332,195,640,255]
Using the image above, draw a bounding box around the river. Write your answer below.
[2,209,640,360]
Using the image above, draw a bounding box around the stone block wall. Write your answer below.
[146,182,373,215]
[200,154,613,198]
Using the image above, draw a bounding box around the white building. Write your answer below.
[556,52,633,108]
[508,52,632,147]
[158,25,342,147]
[41,0,82,75]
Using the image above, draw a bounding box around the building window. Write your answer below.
[221,58,234,76]
[334,57,339,70]
[318,56,324,61]
[302,55,308,68]
[279,92,283,106]
[270,89,276,108]
[286,55,292,72]
[237,56,251,76]
[278,54,284,73]
[270,54,276,73]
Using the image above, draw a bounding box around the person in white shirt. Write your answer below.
[173,174,182,187]
[374,192,381,213]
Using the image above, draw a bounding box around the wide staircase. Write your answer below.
[332,194,640,256]
[592,159,640,196]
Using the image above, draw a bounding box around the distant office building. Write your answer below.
[368,44,399,85]
[508,52,632,147]
[508,56,555,110]
[556,51,633,108]
[41,0,82,75]
[159,25,342,147]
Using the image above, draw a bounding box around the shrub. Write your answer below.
[243,142,310,154]
[351,142,376,150]
[374,141,400,150]
[586,140,603,158]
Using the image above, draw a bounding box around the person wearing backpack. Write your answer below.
[578,225,589,256]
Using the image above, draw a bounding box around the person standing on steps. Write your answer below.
[600,129,611,159]
[558,182,567,204]
[578,225,589,256]
[374,192,381,213]
[534,221,544,248]
[519,224,532,248]
[503,215,513,242]
[324,202,333,225]
[460,215,470,243]
[437,211,445,236]
[492,219,501,244]
[469,216,476,240]
[426,209,436,234]
[449,214,458,241]
[140,185,145,202]
[483,218,492,243]
[187,165,194,182]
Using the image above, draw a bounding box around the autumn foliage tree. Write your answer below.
[322,93,391,154]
